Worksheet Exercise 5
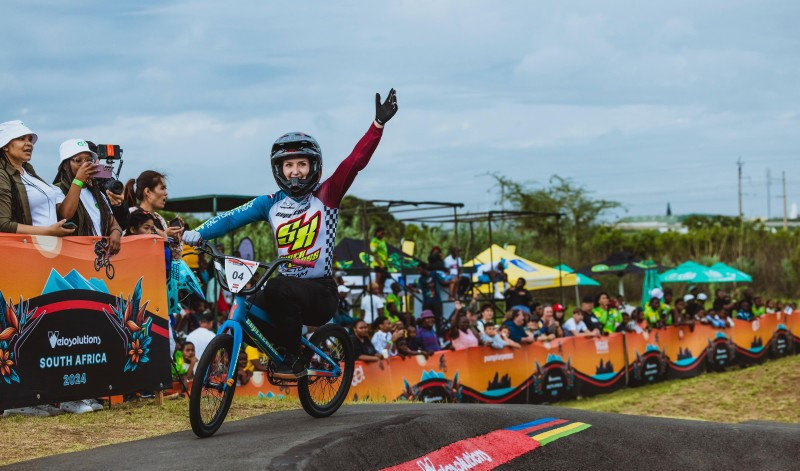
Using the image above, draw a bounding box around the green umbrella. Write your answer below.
[641,266,662,306]
[555,264,601,287]
[659,261,737,284]
[709,262,753,283]
[556,264,600,307]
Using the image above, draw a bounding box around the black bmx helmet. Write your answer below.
[270,132,322,197]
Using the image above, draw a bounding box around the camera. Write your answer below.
[87,142,125,195]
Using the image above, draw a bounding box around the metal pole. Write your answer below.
[783,170,788,230]
[362,200,374,319]
[556,214,565,308]
[488,212,495,311]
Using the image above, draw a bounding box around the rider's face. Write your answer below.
[282,158,310,180]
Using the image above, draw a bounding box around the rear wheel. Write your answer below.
[189,334,237,437]
[298,324,354,418]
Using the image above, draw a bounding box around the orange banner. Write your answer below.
[234,314,798,404]
[0,235,170,408]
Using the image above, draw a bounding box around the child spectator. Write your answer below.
[404,325,433,357]
[185,312,216,360]
[553,303,566,325]
[236,350,252,385]
[395,325,432,357]
[537,305,562,341]
[480,322,508,349]
[371,316,400,357]
[498,325,522,348]
[563,308,592,337]
[173,341,197,381]
[736,300,754,321]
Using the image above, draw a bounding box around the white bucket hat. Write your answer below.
[0,120,38,149]
[59,139,97,163]
[649,288,664,300]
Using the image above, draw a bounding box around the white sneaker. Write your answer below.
[83,399,103,411]
[60,400,93,414]
[3,406,50,417]
[36,404,65,416]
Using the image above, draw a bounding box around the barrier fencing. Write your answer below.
[1,233,797,408]
[0,235,171,410]
[236,312,799,403]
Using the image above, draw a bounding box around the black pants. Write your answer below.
[250,276,338,354]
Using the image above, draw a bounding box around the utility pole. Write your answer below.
[737,158,744,218]
[783,170,788,230]
[767,168,772,219]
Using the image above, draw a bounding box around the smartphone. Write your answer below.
[63,221,78,230]
[93,163,114,179]
[168,217,183,228]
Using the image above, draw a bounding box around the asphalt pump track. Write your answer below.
[7,403,799,470]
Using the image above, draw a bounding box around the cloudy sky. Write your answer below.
[3,0,798,220]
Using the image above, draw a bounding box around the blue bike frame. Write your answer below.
[214,295,343,391]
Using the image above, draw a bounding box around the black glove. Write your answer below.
[375,88,398,125]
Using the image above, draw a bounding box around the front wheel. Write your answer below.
[189,334,237,437]
[298,324,355,418]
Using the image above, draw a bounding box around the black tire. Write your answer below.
[298,324,354,418]
[189,334,237,437]
[105,263,115,280]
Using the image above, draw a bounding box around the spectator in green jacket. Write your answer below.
[593,292,621,335]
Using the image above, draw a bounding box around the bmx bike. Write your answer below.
[188,242,354,438]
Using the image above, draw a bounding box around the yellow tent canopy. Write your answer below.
[464,244,577,291]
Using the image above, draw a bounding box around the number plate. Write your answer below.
[224,257,259,293]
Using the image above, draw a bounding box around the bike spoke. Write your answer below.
[199,348,230,425]
[308,335,345,407]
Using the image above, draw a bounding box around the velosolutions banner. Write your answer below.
[0,235,170,409]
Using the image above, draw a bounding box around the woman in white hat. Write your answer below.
[52,139,122,254]
[0,120,74,236]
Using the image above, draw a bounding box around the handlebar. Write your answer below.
[195,242,316,296]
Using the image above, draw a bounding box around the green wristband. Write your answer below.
[72,179,84,188]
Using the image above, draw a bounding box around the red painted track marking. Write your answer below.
[380,429,539,471]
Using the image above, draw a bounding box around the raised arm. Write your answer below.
[317,89,397,208]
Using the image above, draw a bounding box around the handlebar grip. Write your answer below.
[291,259,316,268]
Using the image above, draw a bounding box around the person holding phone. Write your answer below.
[0,120,75,236]
[123,170,183,259]
[53,139,123,254]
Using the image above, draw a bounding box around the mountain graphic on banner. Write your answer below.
[41,269,111,295]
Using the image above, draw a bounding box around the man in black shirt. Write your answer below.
[580,295,602,336]
[713,289,733,313]
[350,320,380,362]
[505,278,533,313]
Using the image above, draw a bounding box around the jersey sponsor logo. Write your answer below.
[276,211,321,253]
[275,211,322,270]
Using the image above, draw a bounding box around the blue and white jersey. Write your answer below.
[197,123,383,279]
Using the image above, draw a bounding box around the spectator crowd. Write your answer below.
[1,120,796,416]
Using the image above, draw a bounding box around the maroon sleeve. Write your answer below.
[316,123,384,208]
